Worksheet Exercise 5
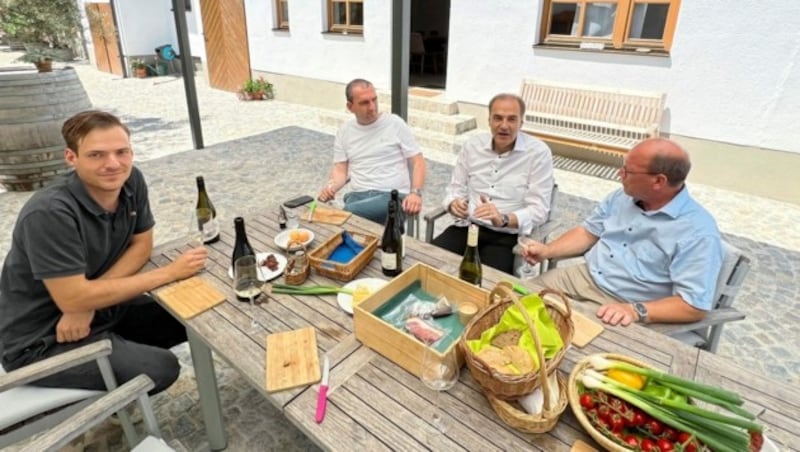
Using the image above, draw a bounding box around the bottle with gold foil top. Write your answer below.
[459,224,482,286]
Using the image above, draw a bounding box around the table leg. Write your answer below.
[187,329,228,451]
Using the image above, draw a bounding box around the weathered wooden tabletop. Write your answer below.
[148,209,798,451]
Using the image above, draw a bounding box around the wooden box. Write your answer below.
[308,230,378,282]
[353,263,490,377]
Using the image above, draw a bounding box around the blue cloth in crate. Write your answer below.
[327,232,365,264]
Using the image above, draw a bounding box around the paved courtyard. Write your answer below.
[1,49,799,451]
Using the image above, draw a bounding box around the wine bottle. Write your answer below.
[459,224,482,287]
[390,189,405,258]
[381,202,403,277]
[231,216,257,272]
[195,176,220,244]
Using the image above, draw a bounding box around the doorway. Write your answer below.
[199,0,251,92]
[409,0,450,90]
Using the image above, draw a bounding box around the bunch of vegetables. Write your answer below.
[577,356,764,452]
[271,283,352,296]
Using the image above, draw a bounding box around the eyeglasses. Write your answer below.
[620,165,659,177]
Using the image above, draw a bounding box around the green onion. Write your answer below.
[657,380,756,420]
[271,283,353,296]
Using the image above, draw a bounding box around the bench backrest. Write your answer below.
[520,78,666,133]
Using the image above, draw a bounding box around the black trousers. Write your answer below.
[4,295,186,395]
[431,224,517,275]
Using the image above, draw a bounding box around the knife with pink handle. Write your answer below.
[315,355,330,423]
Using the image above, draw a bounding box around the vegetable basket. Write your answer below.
[486,363,569,433]
[459,282,574,401]
[308,230,378,282]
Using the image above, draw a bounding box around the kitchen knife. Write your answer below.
[307,199,317,222]
[315,355,329,423]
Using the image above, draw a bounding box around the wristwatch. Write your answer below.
[411,188,423,197]
[633,302,649,323]
[500,214,510,228]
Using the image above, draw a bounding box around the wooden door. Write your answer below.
[199,0,251,92]
[85,3,123,76]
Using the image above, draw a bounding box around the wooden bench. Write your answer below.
[519,78,666,155]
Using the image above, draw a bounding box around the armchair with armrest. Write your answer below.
[547,240,750,353]
[0,339,139,448]
[424,184,559,276]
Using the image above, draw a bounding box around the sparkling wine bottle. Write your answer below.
[195,176,220,244]
[381,201,403,277]
[390,189,405,258]
[459,224,482,287]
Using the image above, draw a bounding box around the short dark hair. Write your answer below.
[649,150,691,186]
[488,93,526,118]
[345,79,374,103]
[62,110,129,154]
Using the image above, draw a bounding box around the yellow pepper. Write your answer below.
[607,368,646,390]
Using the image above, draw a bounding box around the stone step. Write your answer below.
[414,128,483,156]
[377,90,460,115]
[318,108,476,137]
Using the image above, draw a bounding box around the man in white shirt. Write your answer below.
[432,93,554,274]
[318,79,426,224]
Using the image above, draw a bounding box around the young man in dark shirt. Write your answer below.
[0,110,207,394]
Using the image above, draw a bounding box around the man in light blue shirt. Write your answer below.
[523,138,723,326]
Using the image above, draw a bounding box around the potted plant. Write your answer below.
[17,48,56,73]
[130,58,148,78]
[238,76,274,100]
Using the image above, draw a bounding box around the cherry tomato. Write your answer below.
[657,438,675,451]
[647,419,664,435]
[580,393,596,410]
[609,413,626,434]
[684,443,698,452]
[598,405,612,423]
[677,432,692,444]
[662,427,678,441]
[623,435,639,448]
[627,411,646,427]
[640,438,656,452]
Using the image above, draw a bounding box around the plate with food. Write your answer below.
[227,252,287,281]
[337,278,388,314]
[274,228,315,250]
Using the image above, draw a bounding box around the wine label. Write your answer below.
[202,217,221,243]
[381,251,398,270]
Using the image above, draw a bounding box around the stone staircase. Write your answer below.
[318,88,482,156]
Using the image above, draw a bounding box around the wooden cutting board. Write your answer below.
[308,204,352,225]
[571,439,599,452]
[155,276,226,319]
[265,327,321,392]
[572,311,604,348]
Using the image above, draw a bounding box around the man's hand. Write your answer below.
[56,311,95,343]
[596,303,638,326]
[168,247,208,281]
[402,193,422,215]
[449,198,469,219]
[522,240,548,264]
[318,182,337,202]
[473,194,502,226]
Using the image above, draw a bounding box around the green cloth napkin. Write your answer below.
[467,293,563,370]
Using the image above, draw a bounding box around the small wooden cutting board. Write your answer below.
[308,204,352,225]
[572,311,605,347]
[265,327,321,392]
[571,439,599,452]
[155,276,226,319]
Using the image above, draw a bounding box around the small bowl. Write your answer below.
[458,302,479,325]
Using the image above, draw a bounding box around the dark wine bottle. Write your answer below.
[232,216,256,270]
[381,202,403,277]
[390,189,405,258]
[459,224,482,287]
[195,176,220,244]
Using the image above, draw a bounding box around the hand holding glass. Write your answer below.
[517,222,541,279]
[189,208,214,248]
[234,255,263,332]
[420,343,459,433]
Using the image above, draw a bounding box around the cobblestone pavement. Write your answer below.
[1,49,799,451]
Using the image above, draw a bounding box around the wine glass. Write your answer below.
[234,255,263,332]
[420,342,459,434]
[517,221,541,279]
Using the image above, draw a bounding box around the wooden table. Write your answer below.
[147,210,799,451]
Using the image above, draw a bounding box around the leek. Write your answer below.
[271,283,353,296]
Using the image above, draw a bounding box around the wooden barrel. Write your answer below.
[0,66,92,191]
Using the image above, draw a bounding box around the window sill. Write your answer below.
[272,27,290,32]
[533,43,669,57]
[321,31,363,37]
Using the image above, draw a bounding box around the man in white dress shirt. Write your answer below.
[432,93,554,274]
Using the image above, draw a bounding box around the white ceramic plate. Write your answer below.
[273,228,315,250]
[761,434,779,452]
[337,277,388,315]
[228,252,287,282]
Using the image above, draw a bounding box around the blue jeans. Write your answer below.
[344,190,406,225]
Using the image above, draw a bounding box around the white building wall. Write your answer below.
[447,1,800,154]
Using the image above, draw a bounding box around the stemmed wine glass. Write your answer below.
[517,221,541,279]
[189,208,214,248]
[234,255,263,333]
[420,341,459,434]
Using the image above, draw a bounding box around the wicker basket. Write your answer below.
[308,230,378,282]
[568,353,653,452]
[460,282,574,400]
[487,371,569,433]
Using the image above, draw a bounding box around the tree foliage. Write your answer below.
[0,0,81,49]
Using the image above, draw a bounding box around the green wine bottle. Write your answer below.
[459,224,482,287]
[196,176,220,244]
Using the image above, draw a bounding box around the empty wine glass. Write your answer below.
[420,342,459,434]
[234,255,263,332]
[517,221,541,279]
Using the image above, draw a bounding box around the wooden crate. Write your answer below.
[353,263,490,377]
